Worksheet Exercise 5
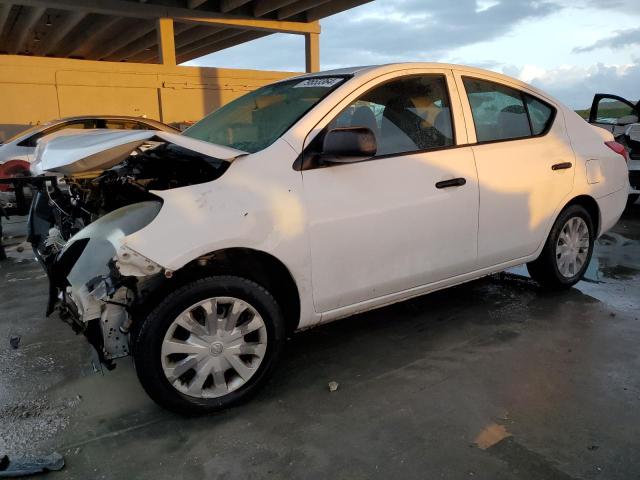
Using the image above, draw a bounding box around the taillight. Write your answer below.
[605,141,629,164]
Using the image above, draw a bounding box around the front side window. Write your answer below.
[327,75,454,156]
[182,76,348,153]
[594,97,636,125]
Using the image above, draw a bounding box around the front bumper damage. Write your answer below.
[45,201,164,368]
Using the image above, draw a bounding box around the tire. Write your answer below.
[133,275,286,415]
[626,194,639,210]
[526,204,595,290]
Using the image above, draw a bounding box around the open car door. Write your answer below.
[589,94,640,204]
[588,93,639,136]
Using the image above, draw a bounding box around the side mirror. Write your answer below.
[617,114,639,126]
[321,127,377,163]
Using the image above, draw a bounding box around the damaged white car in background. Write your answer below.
[29,64,629,415]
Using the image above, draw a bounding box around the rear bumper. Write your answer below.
[597,188,628,236]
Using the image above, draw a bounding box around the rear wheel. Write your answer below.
[527,205,595,290]
[133,275,286,415]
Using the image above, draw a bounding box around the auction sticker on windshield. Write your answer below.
[294,78,344,88]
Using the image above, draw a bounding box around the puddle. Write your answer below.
[508,229,640,315]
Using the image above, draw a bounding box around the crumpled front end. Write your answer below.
[49,200,164,367]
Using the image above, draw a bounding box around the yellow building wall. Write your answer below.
[0,55,297,141]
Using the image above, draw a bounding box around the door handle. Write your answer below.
[552,162,572,170]
[436,178,466,189]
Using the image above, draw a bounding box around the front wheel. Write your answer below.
[133,276,286,415]
[527,205,595,290]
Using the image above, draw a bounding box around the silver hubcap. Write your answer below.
[556,216,590,278]
[161,296,267,399]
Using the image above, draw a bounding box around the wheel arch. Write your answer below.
[562,194,601,236]
[141,247,302,334]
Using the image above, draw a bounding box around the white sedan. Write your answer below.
[32,63,629,414]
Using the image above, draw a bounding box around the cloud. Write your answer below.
[573,27,640,53]
[570,0,640,14]
[508,61,640,108]
[319,0,562,67]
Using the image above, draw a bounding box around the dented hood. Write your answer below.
[35,129,247,174]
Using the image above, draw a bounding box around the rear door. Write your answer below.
[455,73,575,268]
[301,70,480,313]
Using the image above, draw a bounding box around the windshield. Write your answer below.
[182,76,349,153]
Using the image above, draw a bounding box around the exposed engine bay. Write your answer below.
[27,131,239,368]
[30,142,229,257]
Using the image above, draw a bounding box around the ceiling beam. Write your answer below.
[36,11,85,55]
[90,19,155,59]
[57,14,120,57]
[187,0,207,8]
[306,0,372,21]
[175,25,223,49]
[9,5,44,53]
[253,0,298,17]
[178,30,269,63]
[108,21,191,62]
[278,0,330,20]
[0,3,11,37]
[219,0,252,12]
[176,28,246,57]
[172,14,318,34]
[8,0,320,34]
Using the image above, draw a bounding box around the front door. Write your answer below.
[302,73,479,313]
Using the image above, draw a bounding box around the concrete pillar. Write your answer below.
[305,32,320,73]
[157,18,176,66]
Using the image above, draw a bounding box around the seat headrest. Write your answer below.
[351,106,378,135]
[434,109,452,141]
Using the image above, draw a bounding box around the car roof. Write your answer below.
[288,62,562,107]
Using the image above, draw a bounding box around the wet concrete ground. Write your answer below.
[1,205,639,479]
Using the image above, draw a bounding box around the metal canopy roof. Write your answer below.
[0,0,371,64]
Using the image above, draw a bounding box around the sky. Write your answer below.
[186,0,640,109]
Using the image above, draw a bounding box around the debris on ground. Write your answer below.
[588,445,600,451]
[474,424,511,450]
[328,381,339,392]
[8,336,20,350]
[0,452,64,477]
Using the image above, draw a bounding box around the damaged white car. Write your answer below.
[29,64,629,414]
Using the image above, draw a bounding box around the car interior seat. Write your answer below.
[497,105,531,140]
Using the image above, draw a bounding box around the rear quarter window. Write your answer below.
[525,96,554,135]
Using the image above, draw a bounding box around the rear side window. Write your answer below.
[463,77,554,143]
[328,74,454,156]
